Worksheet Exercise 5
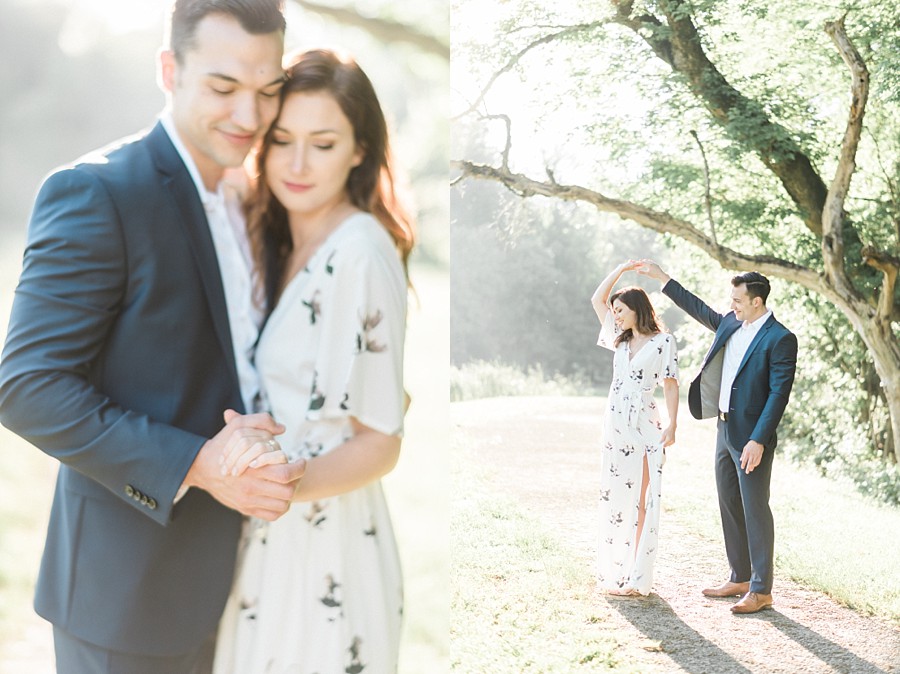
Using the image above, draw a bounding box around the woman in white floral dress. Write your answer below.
[213,49,415,674]
[590,260,679,596]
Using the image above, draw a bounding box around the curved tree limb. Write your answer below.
[822,17,866,280]
[822,18,890,321]
[290,0,449,60]
[451,159,827,295]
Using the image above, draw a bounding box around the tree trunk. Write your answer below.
[830,293,900,463]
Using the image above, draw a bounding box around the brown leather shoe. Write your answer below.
[702,581,749,598]
[731,591,773,614]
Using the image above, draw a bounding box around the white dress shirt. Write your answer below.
[160,112,264,414]
[719,309,772,414]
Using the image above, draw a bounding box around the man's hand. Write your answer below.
[740,440,765,474]
[635,259,671,284]
[183,410,305,521]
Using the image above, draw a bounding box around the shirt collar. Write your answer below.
[742,309,772,330]
[159,110,225,208]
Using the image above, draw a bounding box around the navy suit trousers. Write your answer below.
[716,418,775,594]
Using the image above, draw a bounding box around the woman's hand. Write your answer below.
[660,424,676,447]
[592,260,642,322]
[221,437,288,476]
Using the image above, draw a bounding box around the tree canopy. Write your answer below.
[452,0,900,500]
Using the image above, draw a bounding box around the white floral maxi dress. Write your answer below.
[595,311,678,595]
[213,213,407,674]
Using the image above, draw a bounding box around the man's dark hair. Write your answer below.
[169,0,286,64]
[731,271,770,304]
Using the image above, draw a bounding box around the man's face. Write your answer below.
[161,13,284,189]
[730,283,758,322]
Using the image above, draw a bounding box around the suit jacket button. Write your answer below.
[125,485,135,498]
[148,498,157,510]
[140,495,149,506]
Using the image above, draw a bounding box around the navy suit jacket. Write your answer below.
[663,279,798,452]
[0,122,245,655]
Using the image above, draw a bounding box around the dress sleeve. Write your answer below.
[596,308,619,351]
[658,333,679,382]
[304,233,407,436]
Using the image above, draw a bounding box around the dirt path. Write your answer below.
[453,396,900,674]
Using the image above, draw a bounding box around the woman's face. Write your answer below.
[265,90,364,221]
[612,298,637,332]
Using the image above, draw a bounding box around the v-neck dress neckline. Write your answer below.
[626,332,662,363]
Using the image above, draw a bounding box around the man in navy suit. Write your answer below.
[639,260,797,614]
[0,1,306,671]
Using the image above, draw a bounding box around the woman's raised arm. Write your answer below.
[591,259,640,323]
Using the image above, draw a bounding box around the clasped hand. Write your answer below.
[186,410,306,521]
[219,409,289,476]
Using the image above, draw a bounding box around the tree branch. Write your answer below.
[690,129,716,245]
[862,246,899,322]
[451,159,828,294]
[821,17,875,310]
[868,130,900,247]
[479,113,513,171]
[610,0,829,236]
[452,22,607,121]
[290,0,449,60]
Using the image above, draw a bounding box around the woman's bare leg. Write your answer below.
[634,453,651,559]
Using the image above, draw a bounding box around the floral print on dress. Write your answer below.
[213,213,405,674]
[302,289,322,325]
[594,310,679,595]
[356,310,388,354]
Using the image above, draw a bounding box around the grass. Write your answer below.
[451,444,640,673]
[450,357,900,625]
[0,238,448,672]
[450,360,598,402]
[450,391,900,671]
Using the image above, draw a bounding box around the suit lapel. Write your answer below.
[704,315,741,369]
[146,123,241,395]
[734,314,775,380]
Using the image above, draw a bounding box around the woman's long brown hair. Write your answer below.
[246,48,416,308]
[609,286,664,347]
